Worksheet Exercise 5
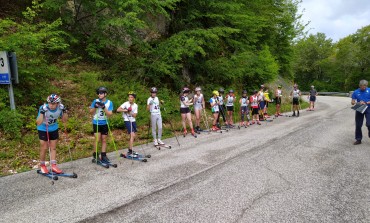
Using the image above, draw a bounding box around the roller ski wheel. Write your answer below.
[142,159,147,162]
[37,169,59,181]
[155,144,172,149]
[92,158,109,168]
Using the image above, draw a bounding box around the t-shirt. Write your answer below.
[264,92,270,101]
[292,89,300,98]
[209,97,219,112]
[147,97,161,115]
[276,89,282,97]
[218,95,224,105]
[90,99,114,125]
[309,89,317,97]
[352,88,370,103]
[120,102,138,122]
[37,104,64,132]
[180,95,190,108]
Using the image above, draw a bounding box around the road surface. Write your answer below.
[1,96,370,223]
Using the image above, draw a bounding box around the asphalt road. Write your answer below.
[1,96,370,223]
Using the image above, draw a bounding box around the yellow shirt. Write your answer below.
[264,92,270,101]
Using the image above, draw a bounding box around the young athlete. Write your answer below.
[263,87,271,118]
[210,90,221,131]
[37,94,68,174]
[275,85,283,117]
[239,90,250,127]
[258,85,265,121]
[193,87,205,132]
[250,90,261,125]
[308,85,318,111]
[180,87,196,136]
[216,87,227,128]
[290,84,301,117]
[225,89,236,127]
[117,91,138,155]
[89,87,114,163]
[147,87,164,146]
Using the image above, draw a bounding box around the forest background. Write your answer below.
[0,0,369,175]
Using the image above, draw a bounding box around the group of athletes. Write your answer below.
[35,84,319,174]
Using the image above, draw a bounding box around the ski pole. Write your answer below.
[64,123,75,173]
[162,105,181,147]
[95,111,99,164]
[146,118,151,146]
[45,115,55,185]
[104,113,120,164]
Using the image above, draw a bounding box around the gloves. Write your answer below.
[99,102,105,109]
[94,101,105,109]
[40,104,48,114]
[94,102,100,108]
[128,106,132,112]
[59,103,66,111]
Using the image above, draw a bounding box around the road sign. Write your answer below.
[0,51,11,84]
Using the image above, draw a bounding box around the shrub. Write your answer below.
[0,110,24,140]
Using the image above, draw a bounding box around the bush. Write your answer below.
[0,110,24,140]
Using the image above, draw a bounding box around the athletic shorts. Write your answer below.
[92,124,108,135]
[259,101,265,109]
[275,97,281,105]
[124,121,137,134]
[293,98,299,105]
[180,107,190,114]
[226,106,234,111]
[252,108,259,115]
[310,96,316,102]
[38,130,59,141]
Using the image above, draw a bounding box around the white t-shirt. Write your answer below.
[180,96,190,108]
[240,97,248,107]
[147,97,161,115]
[120,102,138,122]
[193,94,204,110]
[225,95,236,107]
[218,95,224,105]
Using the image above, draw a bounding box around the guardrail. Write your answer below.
[301,92,351,97]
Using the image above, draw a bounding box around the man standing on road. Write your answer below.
[290,84,301,117]
[351,80,370,145]
[308,85,318,111]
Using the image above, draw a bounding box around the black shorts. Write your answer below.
[292,98,299,105]
[310,96,316,102]
[180,107,190,114]
[38,130,59,141]
[92,124,108,135]
[226,106,234,111]
[275,97,281,105]
[252,108,259,115]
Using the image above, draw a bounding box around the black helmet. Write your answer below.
[253,90,258,94]
[242,90,247,94]
[150,87,158,93]
[96,86,108,94]
[218,88,225,93]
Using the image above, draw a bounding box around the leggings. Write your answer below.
[151,113,163,139]
[240,106,249,121]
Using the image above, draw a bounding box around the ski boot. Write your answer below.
[292,112,296,117]
[154,139,159,146]
[157,139,165,145]
[183,128,187,137]
[51,164,63,174]
[297,111,300,117]
[191,129,197,138]
[101,155,110,163]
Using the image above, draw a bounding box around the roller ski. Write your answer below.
[36,169,58,180]
[238,122,248,129]
[154,139,171,150]
[120,150,150,162]
[92,152,117,168]
[211,125,222,133]
[92,154,109,168]
[183,129,197,138]
[37,164,77,179]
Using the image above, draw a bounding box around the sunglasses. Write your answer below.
[97,92,106,95]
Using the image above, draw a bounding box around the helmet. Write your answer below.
[311,85,314,88]
[47,94,61,103]
[260,84,264,89]
[212,90,219,96]
[182,87,190,93]
[195,87,201,91]
[229,89,234,93]
[96,86,108,94]
[128,91,136,98]
[242,90,247,94]
[218,88,225,93]
[253,90,258,94]
[150,87,158,93]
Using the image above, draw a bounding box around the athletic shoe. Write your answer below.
[246,122,250,126]
[157,139,165,145]
[251,121,255,125]
[40,164,49,174]
[278,113,283,116]
[257,121,261,125]
[212,126,218,131]
[101,155,110,163]
[191,130,196,136]
[51,164,63,174]
[265,115,270,118]
[353,140,361,145]
[127,150,139,157]
[154,139,158,146]
[292,113,296,117]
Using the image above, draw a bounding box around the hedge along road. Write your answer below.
[1,96,370,223]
